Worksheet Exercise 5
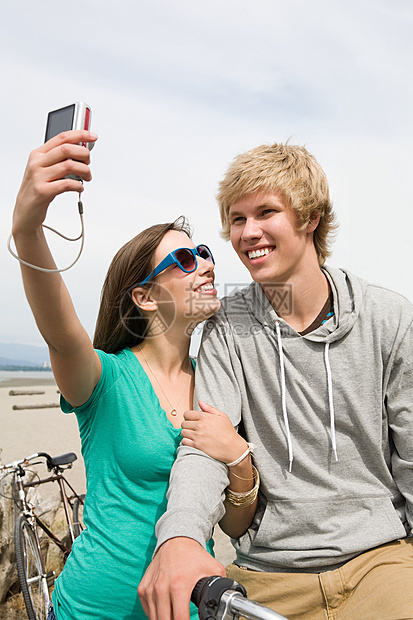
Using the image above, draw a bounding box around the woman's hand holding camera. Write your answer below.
[13,130,97,237]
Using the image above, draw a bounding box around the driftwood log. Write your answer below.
[0,469,65,603]
[8,390,45,396]
[12,403,60,410]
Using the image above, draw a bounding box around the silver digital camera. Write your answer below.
[45,102,93,149]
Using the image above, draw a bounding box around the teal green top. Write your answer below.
[52,347,213,619]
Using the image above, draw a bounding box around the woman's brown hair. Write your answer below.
[93,216,191,353]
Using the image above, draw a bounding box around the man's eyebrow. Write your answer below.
[229,201,279,214]
[258,199,282,208]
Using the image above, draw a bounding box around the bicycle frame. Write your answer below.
[21,470,81,551]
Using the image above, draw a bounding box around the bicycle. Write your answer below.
[192,575,289,620]
[0,451,86,620]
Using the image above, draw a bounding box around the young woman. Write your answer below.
[10,130,257,620]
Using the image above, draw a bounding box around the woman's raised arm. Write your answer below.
[11,130,100,407]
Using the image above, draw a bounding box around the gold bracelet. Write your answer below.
[224,465,260,507]
[229,469,255,481]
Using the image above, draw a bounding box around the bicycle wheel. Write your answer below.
[72,494,85,538]
[14,514,50,620]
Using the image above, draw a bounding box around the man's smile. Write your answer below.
[246,246,275,261]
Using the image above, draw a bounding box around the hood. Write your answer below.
[241,265,368,344]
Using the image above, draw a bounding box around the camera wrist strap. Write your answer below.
[7,193,85,273]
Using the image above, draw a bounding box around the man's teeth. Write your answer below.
[197,283,214,292]
[248,248,273,259]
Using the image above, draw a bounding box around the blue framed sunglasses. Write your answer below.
[138,244,215,286]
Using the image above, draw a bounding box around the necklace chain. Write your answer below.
[138,346,191,416]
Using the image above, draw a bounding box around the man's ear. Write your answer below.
[306,211,320,233]
[131,287,159,313]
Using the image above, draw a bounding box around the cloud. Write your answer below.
[1,0,412,348]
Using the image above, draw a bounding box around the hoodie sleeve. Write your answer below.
[386,316,413,533]
[195,312,243,427]
[155,311,243,551]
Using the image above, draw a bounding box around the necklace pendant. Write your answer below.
[171,408,177,416]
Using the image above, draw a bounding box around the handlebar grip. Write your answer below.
[192,575,247,618]
[191,576,212,607]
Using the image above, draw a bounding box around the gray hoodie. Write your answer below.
[156,266,413,572]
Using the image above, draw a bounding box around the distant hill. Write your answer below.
[0,343,50,368]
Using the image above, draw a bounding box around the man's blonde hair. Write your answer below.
[217,142,338,265]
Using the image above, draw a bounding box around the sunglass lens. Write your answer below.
[175,249,197,271]
[197,245,214,263]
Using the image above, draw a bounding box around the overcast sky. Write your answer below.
[1,0,412,355]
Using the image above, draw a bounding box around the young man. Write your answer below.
[139,143,413,620]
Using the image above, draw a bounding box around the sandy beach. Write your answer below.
[0,379,85,496]
[0,377,235,567]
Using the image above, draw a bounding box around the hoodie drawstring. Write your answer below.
[324,343,338,461]
[275,321,294,472]
[275,321,338,471]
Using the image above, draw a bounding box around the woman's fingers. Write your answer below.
[198,400,223,415]
[182,409,201,422]
[39,130,98,184]
[42,129,97,152]
[42,140,91,166]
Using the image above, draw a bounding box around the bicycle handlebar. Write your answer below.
[0,451,76,472]
[192,575,289,620]
[0,452,44,470]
